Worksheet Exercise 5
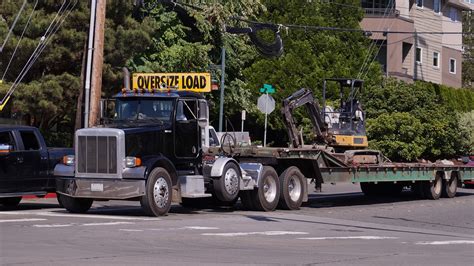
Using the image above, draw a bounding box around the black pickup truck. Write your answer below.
[0,125,73,207]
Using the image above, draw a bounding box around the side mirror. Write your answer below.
[0,144,12,156]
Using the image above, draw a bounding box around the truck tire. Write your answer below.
[252,166,280,211]
[58,194,93,213]
[0,197,22,207]
[278,166,304,210]
[213,162,241,203]
[140,167,172,216]
[360,183,377,196]
[422,173,442,200]
[442,173,458,198]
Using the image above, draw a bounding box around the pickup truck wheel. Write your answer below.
[0,197,22,207]
[423,173,442,200]
[58,194,93,213]
[442,173,458,198]
[278,166,304,210]
[252,166,280,212]
[140,167,172,216]
[213,162,241,203]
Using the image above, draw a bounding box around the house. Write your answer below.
[360,0,472,88]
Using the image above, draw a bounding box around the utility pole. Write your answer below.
[88,0,106,127]
[84,0,97,128]
[218,47,226,132]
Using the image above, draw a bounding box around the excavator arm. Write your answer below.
[281,88,330,148]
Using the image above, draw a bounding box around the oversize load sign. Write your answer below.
[132,73,211,92]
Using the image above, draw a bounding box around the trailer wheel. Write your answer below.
[422,173,443,200]
[213,162,241,202]
[58,194,93,213]
[278,166,304,210]
[140,167,172,216]
[0,197,22,208]
[442,172,458,198]
[244,166,280,212]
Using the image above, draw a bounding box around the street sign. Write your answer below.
[132,73,211,92]
[257,94,275,114]
[259,84,276,94]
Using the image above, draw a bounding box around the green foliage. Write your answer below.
[367,113,425,161]
[458,111,474,155]
[363,78,469,161]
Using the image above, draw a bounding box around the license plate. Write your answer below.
[91,183,104,192]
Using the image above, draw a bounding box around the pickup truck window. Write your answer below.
[0,131,16,150]
[19,131,40,150]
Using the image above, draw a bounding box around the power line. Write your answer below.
[0,0,28,53]
[1,0,39,83]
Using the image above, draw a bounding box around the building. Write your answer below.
[360,0,473,88]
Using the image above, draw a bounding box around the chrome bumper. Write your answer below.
[56,178,145,199]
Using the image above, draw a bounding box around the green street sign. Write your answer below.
[260,83,276,94]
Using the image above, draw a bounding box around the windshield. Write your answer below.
[115,98,174,122]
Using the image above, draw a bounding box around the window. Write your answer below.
[0,131,16,151]
[416,0,423,8]
[449,58,456,74]
[450,7,458,21]
[433,52,439,68]
[416,47,422,63]
[19,131,40,150]
[434,0,441,13]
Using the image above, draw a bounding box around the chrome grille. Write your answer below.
[77,135,117,174]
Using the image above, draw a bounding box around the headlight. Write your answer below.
[124,156,142,168]
[62,155,75,166]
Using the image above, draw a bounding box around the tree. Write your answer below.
[463,10,473,89]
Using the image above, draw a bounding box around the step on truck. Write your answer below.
[54,77,474,216]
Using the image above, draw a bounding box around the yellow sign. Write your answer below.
[132,73,211,92]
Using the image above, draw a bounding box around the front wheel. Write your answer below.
[0,197,22,208]
[213,162,241,203]
[58,194,93,213]
[278,166,305,210]
[140,167,172,216]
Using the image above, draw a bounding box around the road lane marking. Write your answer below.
[299,236,398,240]
[33,224,75,228]
[119,229,144,232]
[0,218,47,223]
[202,231,309,237]
[416,240,474,245]
[182,226,219,230]
[81,222,134,226]
[1,211,159,221]
[33,221,134,228]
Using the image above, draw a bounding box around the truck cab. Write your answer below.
[55,90,254,216]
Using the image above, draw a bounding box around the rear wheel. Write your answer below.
[422,173,443,200]
[243,166,280,212]
[0,197,22,207]
[278,166,305,210]
[442,173,458,198]
[58,194,93,213]
[213,162,241,203]
[140,167,172,216]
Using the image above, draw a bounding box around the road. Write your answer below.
[1,184,473,265]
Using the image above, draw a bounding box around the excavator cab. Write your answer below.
[322,78,368,149]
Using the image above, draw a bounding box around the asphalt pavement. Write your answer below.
[1,183,473,265]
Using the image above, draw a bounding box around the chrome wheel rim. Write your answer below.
[224,168,239,195]
[153,177,169,208]
[288,175,302,202]
[263,176,277,203]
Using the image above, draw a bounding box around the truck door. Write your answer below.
[0,130,19,193]
[16,130,45,191]
[174,99,199,158]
